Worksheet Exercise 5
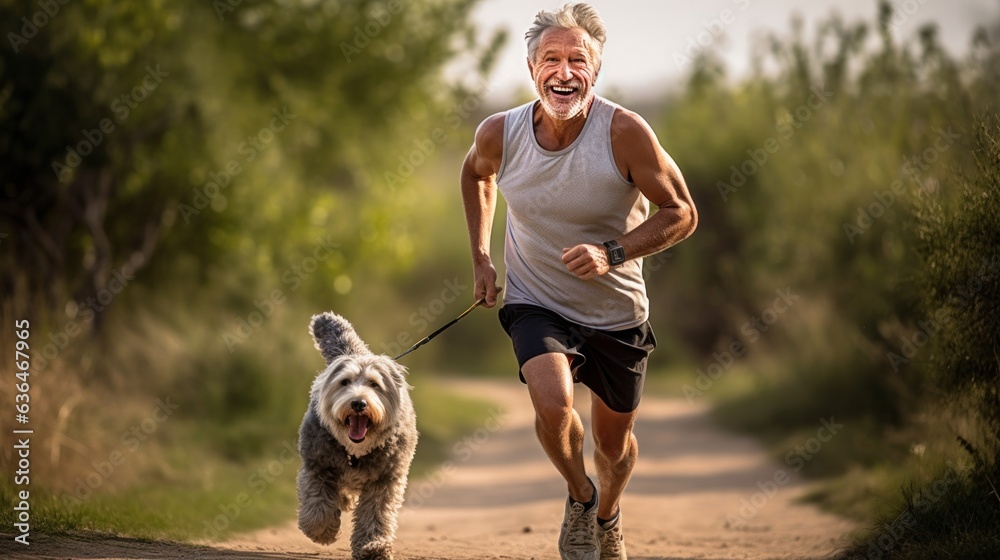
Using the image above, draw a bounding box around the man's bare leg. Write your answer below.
[591,394,638,521]
[521,352,594,503]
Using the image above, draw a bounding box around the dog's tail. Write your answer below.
[309,312,371,364]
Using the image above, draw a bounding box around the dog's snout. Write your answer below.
[351,399,367,412]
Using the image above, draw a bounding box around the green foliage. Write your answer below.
[654,0,993,438]
[650,2,1000,557]
[0,0,502,319]
[0,0,509,541]
[912,114,1000,439]
[0,485,82,535]
[828,113,1000,560]
[834,463,1000,560]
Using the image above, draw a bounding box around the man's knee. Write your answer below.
[532,394,574,430]
[594,428,635,464]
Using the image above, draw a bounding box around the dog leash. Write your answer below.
[392,288,501,361]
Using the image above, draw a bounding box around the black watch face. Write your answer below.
[609,246,626,265]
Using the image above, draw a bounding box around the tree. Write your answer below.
[0,0,499,330]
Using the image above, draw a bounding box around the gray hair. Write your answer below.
[525,3,607,72]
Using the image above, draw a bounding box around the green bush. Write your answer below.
[653,3,1000,556]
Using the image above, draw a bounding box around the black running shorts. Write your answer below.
[498,303,656,413]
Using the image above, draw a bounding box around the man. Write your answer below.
[461,3,697,559]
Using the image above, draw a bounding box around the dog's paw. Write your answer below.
[299,517,341,545]
[353,541,393,560]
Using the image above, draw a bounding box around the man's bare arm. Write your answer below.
[461,113,505,306]
[614,108,698,258]
[562,109,698,280]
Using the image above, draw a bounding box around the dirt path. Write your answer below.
[8,379,854,559]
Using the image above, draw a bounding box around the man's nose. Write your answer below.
[555,60,572,81]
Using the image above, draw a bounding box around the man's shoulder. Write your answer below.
[608,102,650,134]
[472,112,507,163]
[475,99,534,141]
[608,102,656,147]
[475,111,507,142]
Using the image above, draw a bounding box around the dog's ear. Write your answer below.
[309,312,370,365]
[389,361,410,389]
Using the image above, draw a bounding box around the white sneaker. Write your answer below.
[597,512,626,560]
[558,487,599,560]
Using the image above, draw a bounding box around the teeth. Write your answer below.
[552,86,574,93]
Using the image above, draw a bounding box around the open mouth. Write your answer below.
[344,413,370,443]
[548,84,579,99]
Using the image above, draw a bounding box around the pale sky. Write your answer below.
[469,0,998,104]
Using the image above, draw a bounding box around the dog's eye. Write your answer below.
[369,381,379,389]
[340,379,351,386]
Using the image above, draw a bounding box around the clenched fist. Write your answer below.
[561,244,611,280]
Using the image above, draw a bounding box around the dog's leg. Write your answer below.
[350,472,409,560]
[297,465,344,545]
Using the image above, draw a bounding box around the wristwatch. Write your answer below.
[603,240,626,267]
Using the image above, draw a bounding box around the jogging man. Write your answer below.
[461,3,697,559]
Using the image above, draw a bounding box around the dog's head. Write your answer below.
[309,313,409,455]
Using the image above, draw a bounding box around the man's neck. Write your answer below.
[532,96,596,151]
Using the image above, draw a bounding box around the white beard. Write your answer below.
[536,84,591,121]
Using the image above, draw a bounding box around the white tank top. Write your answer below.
[496,95,649,330]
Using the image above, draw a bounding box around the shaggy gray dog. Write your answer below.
[298,312,417,560]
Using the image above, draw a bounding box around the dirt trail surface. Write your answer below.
[6,379,854,559]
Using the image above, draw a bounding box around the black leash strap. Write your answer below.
[393,288,500,361]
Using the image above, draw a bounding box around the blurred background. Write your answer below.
[1,0,998,557]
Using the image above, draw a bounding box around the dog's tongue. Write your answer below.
[348,415,369,442]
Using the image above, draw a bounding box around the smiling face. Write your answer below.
[529,26,600,122]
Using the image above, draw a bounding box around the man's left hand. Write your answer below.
[562,244,611,280]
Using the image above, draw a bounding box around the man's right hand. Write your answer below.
[474,261,500,308]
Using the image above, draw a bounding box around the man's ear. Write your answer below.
[526,57,535,78]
